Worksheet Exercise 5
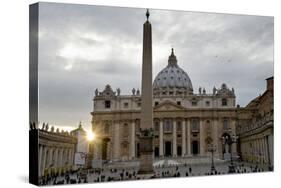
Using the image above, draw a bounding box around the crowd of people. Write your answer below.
[39,162,270,185]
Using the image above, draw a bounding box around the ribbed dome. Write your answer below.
[153,49,193,95]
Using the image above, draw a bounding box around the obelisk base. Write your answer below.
[138,131,154,177]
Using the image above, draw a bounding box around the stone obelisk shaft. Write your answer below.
[141,21,153,129]
[138,17,154,175]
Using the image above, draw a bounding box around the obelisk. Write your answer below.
[138,9,154,176]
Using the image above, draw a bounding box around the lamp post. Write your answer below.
[207,144,217,174]
[222,133,238,174]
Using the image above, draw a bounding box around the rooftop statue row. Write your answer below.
[29,122,75,136]
[197,83,235,96]
[94,83,235,97]
[95,84,140,97]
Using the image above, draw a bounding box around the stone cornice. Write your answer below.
[39,130,77,144]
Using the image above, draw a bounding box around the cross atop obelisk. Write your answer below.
[138,9,154,176]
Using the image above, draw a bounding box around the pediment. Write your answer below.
[154,100,186,111]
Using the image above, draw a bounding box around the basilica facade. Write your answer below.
[91,49,238,162]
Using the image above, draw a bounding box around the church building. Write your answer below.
[90,11,238,163]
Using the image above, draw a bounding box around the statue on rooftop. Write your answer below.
[117,88,121,96]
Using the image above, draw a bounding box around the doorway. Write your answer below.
[165,141,172,157]
[137,143,140,157]
[154,147,159,157]
[192,140,199,155]
[177,146,182,156]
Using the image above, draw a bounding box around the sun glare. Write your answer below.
[87,131,95,141]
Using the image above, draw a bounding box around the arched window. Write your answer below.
[223,119,229,130]
[154,121,160,132]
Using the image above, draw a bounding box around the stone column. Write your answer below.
[54,148,58,168]
[49,147,53,167]
[113,121,120,160]
[264,137,268,164]
[130,120,136,159]
[182,119,186,156]
[260,139,264,162]
[59,148,64,167]
[268,134,273,167]
[38,145,43,177]
[187,119,191,156]
[261,138,265,163]
[213,119,219,158]
[200,119,205,156]
[231,119,237,156]
[93,142,99,160]
[41,147,47,176]
[68,149,71,167]
[173,119,177,157]
[159,119,164,157]
[258,139,260,162]
[255,140,258,162]
[68,148,71,165]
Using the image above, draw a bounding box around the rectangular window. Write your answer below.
[177,121,182,132]
[155,101,159,106]
[206,101,210,106]
[163,119,173,133]
[191,119,199,132]
[177,101,181,106]
[124,102,129,108]
[105,100,111,108]
[192,101,197,106]
[222,98,227,106]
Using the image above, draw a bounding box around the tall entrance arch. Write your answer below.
[164,141,172,157]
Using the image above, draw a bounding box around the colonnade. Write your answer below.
[39,145,75,177]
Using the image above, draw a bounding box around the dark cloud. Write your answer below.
[38,2,274,130]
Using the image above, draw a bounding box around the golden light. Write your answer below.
[87,131,95,141]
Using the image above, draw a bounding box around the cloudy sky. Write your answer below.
[38,2,274,131]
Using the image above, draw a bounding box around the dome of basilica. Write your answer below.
[153,49,193,95]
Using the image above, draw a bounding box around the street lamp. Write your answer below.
[207,144,217,174]
[222,133,238,173]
